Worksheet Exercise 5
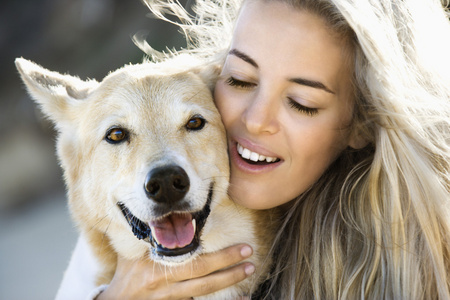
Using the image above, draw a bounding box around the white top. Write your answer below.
[55,233,106,300]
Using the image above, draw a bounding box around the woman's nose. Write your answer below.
[241,91,280,135]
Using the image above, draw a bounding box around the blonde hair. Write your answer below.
[141,0,450,298]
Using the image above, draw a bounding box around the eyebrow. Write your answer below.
[289,78,335,94]
[229,49,259,68]
[228,48,336,95]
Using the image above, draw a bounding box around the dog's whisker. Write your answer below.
[163,264,171,286]
[186,90,202,102]
[86,213,110,233]
[200,174,229,181]
[101,217,114,250]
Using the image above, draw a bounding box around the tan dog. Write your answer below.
[16,57,276,299]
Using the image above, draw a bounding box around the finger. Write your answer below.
[172,262,255,299]
[169,244,253,281]
[113,244,254,299]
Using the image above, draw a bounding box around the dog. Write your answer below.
[16,56,276,299]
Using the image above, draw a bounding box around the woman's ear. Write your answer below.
[348,127,370,149]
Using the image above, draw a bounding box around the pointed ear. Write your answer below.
[15,58,98,125]
[191,63,221,91]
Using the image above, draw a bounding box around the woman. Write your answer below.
[63,0,450,299]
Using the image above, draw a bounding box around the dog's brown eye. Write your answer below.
[105,127,129,144]
[186,115,206,131]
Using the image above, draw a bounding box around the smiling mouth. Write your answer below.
[118,183,213,257]
[237,143,281,164]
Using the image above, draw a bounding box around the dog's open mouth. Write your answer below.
[118,183,213,257]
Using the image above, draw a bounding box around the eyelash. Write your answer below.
[225,76,256,89]
[288,98,318,116]
[225,76,318,116]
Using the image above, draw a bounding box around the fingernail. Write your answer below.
[240,245,252,257]
[245,264,255,275]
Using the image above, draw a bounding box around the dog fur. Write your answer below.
[16,56,276,299]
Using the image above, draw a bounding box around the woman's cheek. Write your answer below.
[214,82,234,127]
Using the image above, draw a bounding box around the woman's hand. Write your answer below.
[96,244,255,300]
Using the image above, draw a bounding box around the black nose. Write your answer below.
[144,165,190,204]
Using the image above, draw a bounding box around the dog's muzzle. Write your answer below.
[118,165,213,258]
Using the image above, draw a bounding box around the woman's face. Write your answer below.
[214,0,357,209]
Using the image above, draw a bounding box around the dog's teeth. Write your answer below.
[150,225,160,245]
[258,155,266,161]
[192,219,196,233]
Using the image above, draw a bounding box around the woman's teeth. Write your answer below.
[237,143,279,163]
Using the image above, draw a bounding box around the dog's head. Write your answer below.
[16,57,229,264]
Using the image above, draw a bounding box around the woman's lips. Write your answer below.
[230,140,282,173]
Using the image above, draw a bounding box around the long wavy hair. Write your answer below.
[140,0,450,298]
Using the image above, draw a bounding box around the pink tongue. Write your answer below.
[149,213,195,249]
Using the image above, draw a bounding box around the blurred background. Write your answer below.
[2,1,450,300]
[0,0,187,299]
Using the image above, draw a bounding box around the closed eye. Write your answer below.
[288,98,318,117]
[225,76,256,89]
